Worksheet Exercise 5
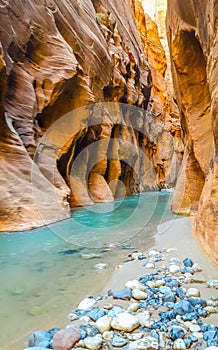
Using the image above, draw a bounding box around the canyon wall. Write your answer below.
[167,0,218,263]
[0,0,181,231]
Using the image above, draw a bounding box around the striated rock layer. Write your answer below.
[0,0,181,231]
[167,0,218,263]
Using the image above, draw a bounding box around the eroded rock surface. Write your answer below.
[167,0,218,262]
[0,0,182,231]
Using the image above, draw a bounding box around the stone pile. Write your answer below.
[24,249,218,350]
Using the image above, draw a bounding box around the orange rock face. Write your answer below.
[167,0,218,263]
[0,0,181,231]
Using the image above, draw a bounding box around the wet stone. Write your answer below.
[108,306,124,318]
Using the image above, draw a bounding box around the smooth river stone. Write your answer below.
[128,336,159,350]
[125,280,146,291]
[132,289,148,300]
[95,315,112,333]
[111,312,139,332]
[173,338,186,349]
[52,327,80,350]
[84,334,102,349]
[169,265,180,273]
[186,288,200,298]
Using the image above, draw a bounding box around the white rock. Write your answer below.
[68,312,78,321]
[169,265,180,273]
[204,347,218,350]
[95,263,108,270]
[77,297,96,311]
[127,303,139,313]
[207,280,218,289]
[125,280,146,291]
[111,312,139,332]
[186,288,200,298]
[144,262,155,269]
[173,338,186,349]
[148,250,160,256]
[204,306,217,313]
[192,332,203,339]
[136,312,152,328]
[146,281,155,288]
[192,263,202,272]
[131,252,143,259]
[96,315,112,333]
[132,289,148,300]
[84,334,103,350]
[155,279,166,288]
[127,332,144,341]
[189,324,201,332]
[103,303,113,310]
[102,330,114,341]
[159,332,166,348]
[169,258,181,265]
[128,336,159,350]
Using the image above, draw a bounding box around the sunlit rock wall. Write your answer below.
[0,0,181,231]
[167,0,218,263]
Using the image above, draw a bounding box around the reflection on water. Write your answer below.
[0,191,176,349]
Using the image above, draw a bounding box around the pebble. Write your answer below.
[136,311,152,327]
[125,280,146,291]
[68,313,78,321]
[28,331,52,347]
[102,330,114,341]
[131,252,143,259]
[112,288,132,300]
[95,315,112,333]
[204,306,217,313]
[169,326,186,340]
[148,250,160,256]
[155,279,166,287]
[112,334,128,347]
[186,288,200,298]
[77,297,96,311]
[52,327,80,350]
[108,306,124,318]
[169,265,180,273]
[189,324,201,333]
[192,263,202,272]
[173,338,186,349]
[111,312,139,332]
[143,262,155,269]
[128,336,159,350]
[207,280,218,289]
[170,258,181,265]
[132,289,148,300]
[84,334,103,349]
[127,332,144,340]
[183,258,193,267]
[127,302,139,313]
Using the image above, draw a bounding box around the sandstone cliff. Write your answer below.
[0,0,180,231]
[167,0,218,263]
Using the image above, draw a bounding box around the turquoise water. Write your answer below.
[0,191,176,349]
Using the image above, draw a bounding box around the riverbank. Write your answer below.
[24,217,218,349]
